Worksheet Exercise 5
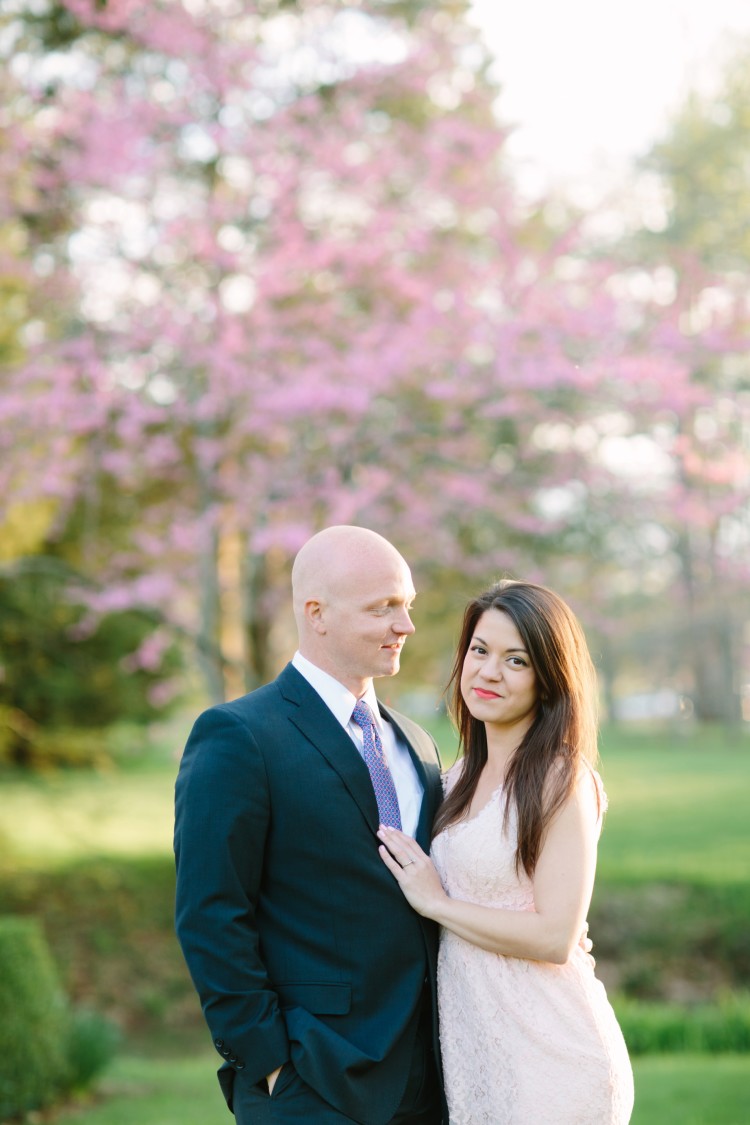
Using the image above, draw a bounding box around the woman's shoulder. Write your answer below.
[440,758,465,796]
[586,766,608,818]
[544,756,608,821]
[571,762,608,821]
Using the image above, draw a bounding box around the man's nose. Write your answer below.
[394,608,416,635]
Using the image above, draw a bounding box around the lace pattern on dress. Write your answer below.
[431,760,633,1124]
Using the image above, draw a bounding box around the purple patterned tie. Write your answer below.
[351,700,402,830]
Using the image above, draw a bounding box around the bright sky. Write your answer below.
[469,0,750,196]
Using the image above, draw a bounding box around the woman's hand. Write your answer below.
[378,774,603,962]
[377,826,448,919]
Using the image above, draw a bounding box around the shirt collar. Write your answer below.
[292,651,383,731]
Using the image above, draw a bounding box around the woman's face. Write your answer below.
[460,608,539,736]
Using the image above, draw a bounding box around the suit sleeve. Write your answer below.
[174,706,289,1083]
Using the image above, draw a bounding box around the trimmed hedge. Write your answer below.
[0,916,119,1120]
[0,858,199,1037]
[2,862,749,1064]
[0,916,71,1119]
[589,881,750,997]
[615,992,750,1055]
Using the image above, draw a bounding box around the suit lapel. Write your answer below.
[276,664,442,845]
[277,664,381,832]
[379,703,442,850]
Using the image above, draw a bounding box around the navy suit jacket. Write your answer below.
[174,663,443,1124]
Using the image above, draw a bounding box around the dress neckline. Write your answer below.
[464,778,505,824]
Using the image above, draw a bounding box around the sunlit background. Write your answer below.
[471,0,750,192]
[1,2,749,1122]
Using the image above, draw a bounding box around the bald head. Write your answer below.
[291,526,416,694]
[292,526,404,611]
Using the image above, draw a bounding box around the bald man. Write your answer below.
[174,527,444,1124]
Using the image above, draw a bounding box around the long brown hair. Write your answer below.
[433,580,599,877]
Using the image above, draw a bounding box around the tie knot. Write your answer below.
[351,699,374,728]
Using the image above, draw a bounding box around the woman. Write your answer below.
[378,580,634,1124]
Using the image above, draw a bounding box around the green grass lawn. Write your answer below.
[53,1051,225,1125]
[595,726,750,884]
[48,1049,750,1125]
[0,721,748,885]
[0,735,184,870]
[631,1053,750,1124]
[0,766,176,869]
[1,721,748,1124]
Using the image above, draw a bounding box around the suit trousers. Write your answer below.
[231,993,442,1125]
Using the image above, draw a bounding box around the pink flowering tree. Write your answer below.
[4,0,741,718]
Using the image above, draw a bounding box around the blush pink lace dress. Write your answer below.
[431,765,634,1124]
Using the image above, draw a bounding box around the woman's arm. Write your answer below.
[378,769,600,964]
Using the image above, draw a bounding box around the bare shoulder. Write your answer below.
[567,765,607,828]
[441,758,464,796]
[544,758,603,822]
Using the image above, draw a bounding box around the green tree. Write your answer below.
[623,42,750,724]
[645,41,750,271]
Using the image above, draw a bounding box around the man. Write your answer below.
[174,526,444,1123]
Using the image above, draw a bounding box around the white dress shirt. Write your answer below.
[291,651,424,837]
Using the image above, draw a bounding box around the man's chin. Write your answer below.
[382,653,402,676]
[371,652,401,678]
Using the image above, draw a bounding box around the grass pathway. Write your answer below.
[48,1050,750,1125]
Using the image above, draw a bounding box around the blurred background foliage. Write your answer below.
[0,0,749,1121]
[0,0,748,737]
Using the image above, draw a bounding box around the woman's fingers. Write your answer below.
[377,825,422,869]
[378,825,409,845]
[377,833,447,920]
[378,844,406,878]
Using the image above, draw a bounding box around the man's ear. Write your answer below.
[305,598,326,633]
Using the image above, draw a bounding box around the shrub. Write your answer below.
[0,916,119,1119]
[67,1007,121,1089]
[0,859,199,1037]
[589,881,750,996]
[0,564,183,754]
[0,916,71,1119]
[0,706,115,770]
[615,992,750,1055]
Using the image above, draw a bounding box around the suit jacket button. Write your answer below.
[235,1062,245,1070]
[214,1039,224,1049]
[229,1055,238,1063]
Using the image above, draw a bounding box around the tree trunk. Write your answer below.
[597,634,618,726]
[676,529,741,724]
[196,529,225,704]
[243,552,273,693]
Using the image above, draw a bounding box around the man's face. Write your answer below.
[318,552,416,691]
